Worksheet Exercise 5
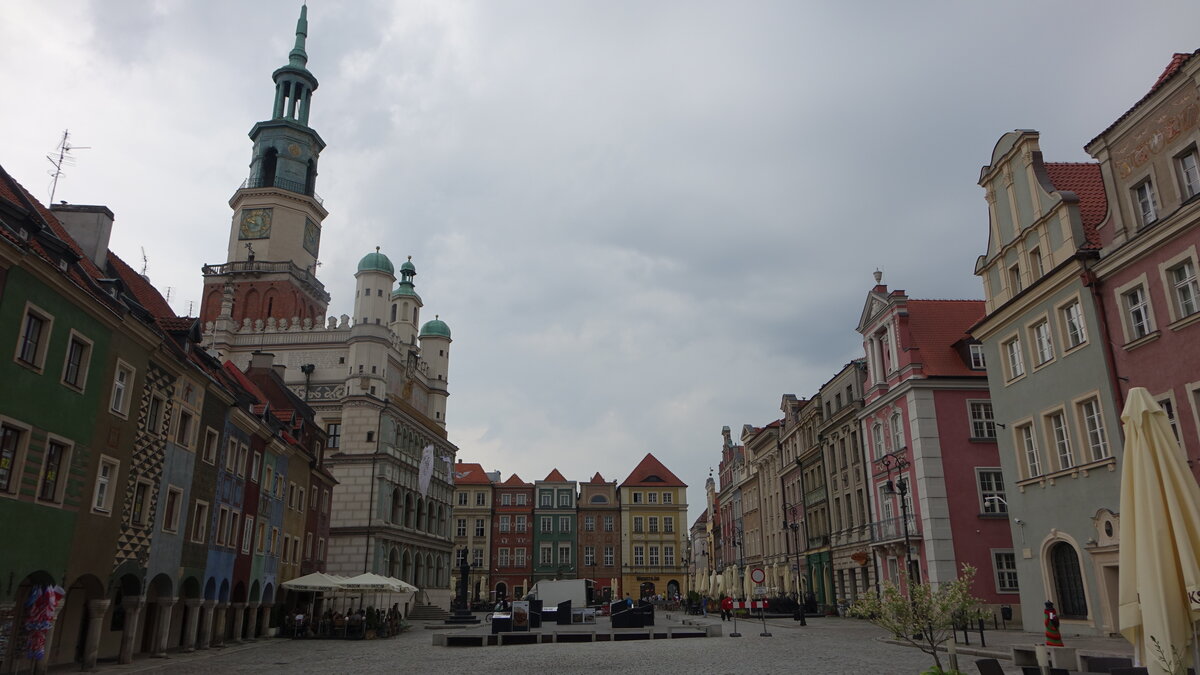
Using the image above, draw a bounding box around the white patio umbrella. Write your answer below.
[1118,387,1200,675]
[281,572,344,592]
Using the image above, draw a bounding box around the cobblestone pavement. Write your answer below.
[104,615,952,675]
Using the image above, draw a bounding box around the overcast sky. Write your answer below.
[3,1,1199,515]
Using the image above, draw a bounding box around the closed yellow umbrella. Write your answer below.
[1118,388,1200,674]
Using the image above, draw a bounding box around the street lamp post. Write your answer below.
[786,518,806,625]
[879,452,915,590]
[730,528,744,638]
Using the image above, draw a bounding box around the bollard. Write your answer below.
[978,618,986,648]
[946,638,959,673]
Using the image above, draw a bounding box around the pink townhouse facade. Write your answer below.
[857,276,1018,615]
[1085,51,1200,468]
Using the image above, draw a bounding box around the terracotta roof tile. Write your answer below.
[1088,51,1198,149]
[904,299,986,378]
[1043,162,1107,248]
[108,251,176,318]
[500,474,532,487]
[542,468,569,483]
[620,453,686,488]
[452,462,492,485]
[158,317,197,332]
[588,472,607,484]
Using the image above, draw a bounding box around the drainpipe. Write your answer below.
[1081,258,1126,412]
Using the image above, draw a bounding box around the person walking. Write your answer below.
[720,595,733,621]
[1043,601,1064,647]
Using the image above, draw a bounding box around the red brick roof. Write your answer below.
[500,474,532,487]
[453,462,492,485]
[693,510,708,528]
[904,299,986,378]
[108,251,176,318]
[543,468,568,482]
[1044,162,1107,248]
[620,453,686,488]
[588,472,608,484]
[1088,51,1198,149]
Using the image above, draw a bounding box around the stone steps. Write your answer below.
[408,603,451,621]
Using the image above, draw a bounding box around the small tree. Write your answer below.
[850,564,987,674]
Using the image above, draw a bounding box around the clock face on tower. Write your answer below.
[238,208,273,240]
[303,218,320,257]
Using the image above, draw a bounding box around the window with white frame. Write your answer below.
[664,545,675,566]
[15,304,52,370]
[473,548,484,567]
[476,519,486,536]
[1169,260,1199,319]
[110,361,135,416]
[994,551,1019,592]
[216,506,229,545]
[499,515,511,532]
[1178,148,1200,199]
[1060,301,1088,349]
[1017,423,1041,478]
[201,429,218,465]
[584,546,595,566]
[191,500,210,543]
[1032,320,1054,365]
[1124,285,1154,340]
[501,493,512,506]
[37,439,70,503]
[969,401,996,440]
[456,518,466,536]
[161,485,183,532]
[603,546,614,566]
[647,492,658,504]
[1047,411,1073,470]
[1158,396,1181,443]
[584,515,595,532]
[978,470,1006,513]
[539,490,552,507]
[457,491,467,506]
[604,515,614,532]
[558,545,570,565]
[1029,247,1045,279]
[147,393,166,437]
[61,331,92,391]
[633,516,644,533]
[476,491,486,506]
[514,547,526,567]
[648,546,660,566]
[540,545,553,565]
[175,409,195,449]
[499,548,511,567]
[872,423,885,459]
[256,521,266,553]
[317,537,325,562]
[649,516,659,533]
[890,412,904,451]
[325,422,341,449]
[515,515,526,532]
[969,344,986,369]
[1134,179,1159,226]
[663,492,673,503]
[305,532,313,560]
[242,515,255,553]
[1004,337,1025,380]
[516,493,527,505]
[1008,263,1023,294]
[632,492,643,504]
[558,490,573,507]
[559,516,570,532]
[91,455,119,512]
[633,546,645,566]
[229,512,239,550]
[1079,397,1110,461]
[665,516,674,533]
[540,516,552,533]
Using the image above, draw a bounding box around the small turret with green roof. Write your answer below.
[420,315,451,339]
[392,256,420,298]
[357,246,394,275]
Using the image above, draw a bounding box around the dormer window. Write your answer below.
[969,344,986,369]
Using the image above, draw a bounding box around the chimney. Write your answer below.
[272,363,287,379]
[249,351,275,370]
[50,204,114,269]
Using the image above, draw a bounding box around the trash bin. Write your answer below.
[1000,605,1012,621]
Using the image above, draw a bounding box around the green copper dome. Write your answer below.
[420,316,451,339]
[400,258,416,273]
[357,247,394,275]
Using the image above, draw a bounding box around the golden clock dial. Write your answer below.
[238,208,273,240]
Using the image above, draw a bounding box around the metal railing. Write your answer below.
[240,175,324,206]
[870,516,920,543]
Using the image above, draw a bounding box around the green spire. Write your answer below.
[289,4,309,68]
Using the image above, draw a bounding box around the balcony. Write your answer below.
[239,174,323,206]
[804,484,827,504]
[870,516,920,544]
[201,259,329,303]
[806,534,829,549]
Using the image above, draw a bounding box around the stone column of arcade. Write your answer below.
[212,604,228,647]
[154,598,175,657]
[182,599,202,652]
[198,600,215,649]
[231,603,246,642]
[118,596,144,664]
[258,604,273,638]
[245,602,260,640]
[81,598,112,670]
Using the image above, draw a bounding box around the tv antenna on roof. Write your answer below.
[140,247,149,277]
[46,129,90,204]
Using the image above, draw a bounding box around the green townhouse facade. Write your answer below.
[532,470,578,583]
